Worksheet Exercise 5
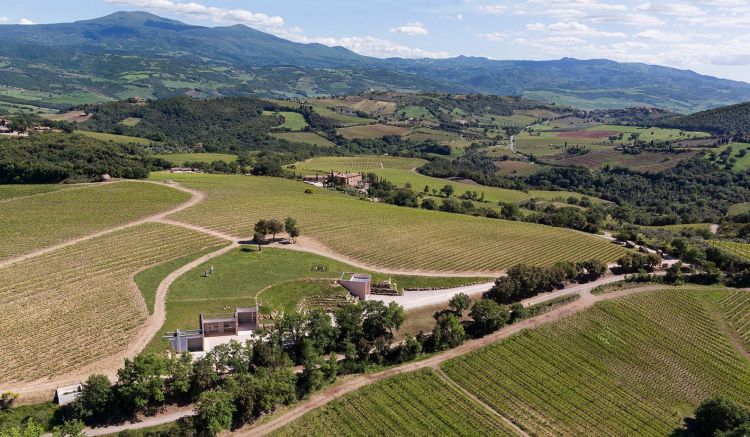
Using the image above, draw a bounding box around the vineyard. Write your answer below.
[336,124,410,140]
[0,181,189,261]
[156,173,626,272]
[719,290,750,350]
[709,240,750,261]
[271,132,336,148]
[0,222,223,384]
[272,369,517,437]
[293,156,427,172]
[442,289,750,436]
[0,184,69,200]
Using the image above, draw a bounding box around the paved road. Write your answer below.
[370,282,495,310]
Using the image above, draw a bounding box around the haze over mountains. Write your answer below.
[1,11,749,113]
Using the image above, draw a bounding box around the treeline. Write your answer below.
[418,152,527,190]
[486,260,608,304]
[0,133,169,183]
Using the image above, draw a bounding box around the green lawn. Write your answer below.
[443,288,750,435]
[708,143,750,172]
[263,111,309,131]
[0,181,190,261]
[73,130,157,145]
[155,153,237,165]
[134,244,229,314]
[151,172,626,273]
[145,247,489,354]
[273,369,517,436]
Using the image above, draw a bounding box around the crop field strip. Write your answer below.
[293,156,427,172]
[442,289,750,436]
[709,240,750,261]
[0,181,190,262]
[272,369,517,437]
[719,290,750,350]
[0,223,223,384]
[158,173,626,272]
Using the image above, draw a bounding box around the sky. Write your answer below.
[4,0,750,82]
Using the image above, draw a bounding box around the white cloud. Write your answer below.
[106,0,284,27]
[478,4,508,14]
[528,21,626,38]
[635,29,690,42]
[636,2,706,17]
[0,17,8,23]
[18,18,34,25]
[390,22,428,36]
[308,36,449,59]
[478,32,507,41]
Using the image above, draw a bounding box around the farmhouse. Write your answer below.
[329,172,364,188]
[337,272,371,300]
[166,306,259,354]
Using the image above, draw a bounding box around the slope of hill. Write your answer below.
[659,102,750,134]
[1,12,750,112]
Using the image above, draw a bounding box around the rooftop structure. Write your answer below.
[165,306,259,354]
[337,272,371,300]
[55,384,82,405]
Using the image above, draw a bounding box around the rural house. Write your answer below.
[166,306,260,353]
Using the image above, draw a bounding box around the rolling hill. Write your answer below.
[658,101,750,134]
[1,11,750,112]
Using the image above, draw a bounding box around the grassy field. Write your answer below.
[273,369,517,437]
[152,173,626,273]
[709,240,750,261]
[271,132,335,148]
[120,117,141,126]
[517,124,710,158]
[0,184,69,200]
[442,288,750,435]
[73,130,157,145]
[543,149,698,172]
[728,202,750,217]
[145,247,489,354]
[397,105,437,121]
[0,402,59,432]
[264,99,374,126]
[708,143,750,172]
[263,111,309,131]
[0,181,189,261]
[0,223,223,384]
[719,290,750,351]
[494,160,540,177]
[316,98,397,116]
[337,124,410,140]
[155,153,237,165]
[134,244,229,314]
[292,156,427,173]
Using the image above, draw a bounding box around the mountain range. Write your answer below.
[0,11,749,113]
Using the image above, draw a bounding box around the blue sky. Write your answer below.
[4,0,750,82]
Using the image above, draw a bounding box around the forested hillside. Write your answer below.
[659,102,750,135]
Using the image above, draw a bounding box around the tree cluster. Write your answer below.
[487,261,607,304]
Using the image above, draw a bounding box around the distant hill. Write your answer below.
[658,102,750,134]
[1,11,750,112]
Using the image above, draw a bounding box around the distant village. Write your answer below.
[0,117,62,137]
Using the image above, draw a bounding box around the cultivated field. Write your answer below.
[0,182,189,261]
[155,173,626,272]
[719,290,750,350]
[337,124,410,140]
[73,130,157,145]
[0,223,223,384]
[146,248,488,353]
[709,240,750,262]
[316,97,397,116]
[442,289,750,435]
[271,132,336,148]
[272,369,517,436]
[544,149,699,172]
[293,156,427,172]
[155,153,237,165]
[0,184,69,201]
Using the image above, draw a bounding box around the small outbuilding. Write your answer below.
[337,272,371,300]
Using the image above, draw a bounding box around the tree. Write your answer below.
[423,185,430,194]
[165,353,193,401]
[266,219,284,243]
[431,313,465,351]
[470,299,509,336]
[194,389,236,436]
[420,197,438,210]
[692,396,750,436]
[116,353,167,412]
[253,220,269,244]
[448,293,471,317]
[284,217,300,243]
[73,374,112,421]
[440,184,455,198]
[1,419,45,437]
[52,420,85,437]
